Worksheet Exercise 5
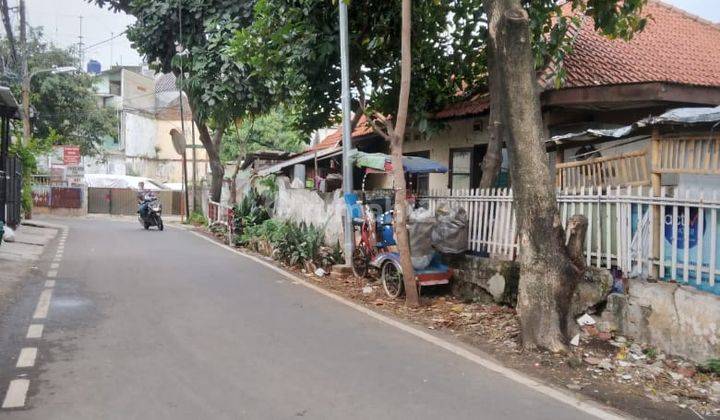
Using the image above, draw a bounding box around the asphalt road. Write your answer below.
[0,217,617,419]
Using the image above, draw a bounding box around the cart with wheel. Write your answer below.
[346,152,452,298]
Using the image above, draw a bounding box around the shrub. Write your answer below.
[187,211,208,226]
[233,188,270,236]
[237,218,344,269]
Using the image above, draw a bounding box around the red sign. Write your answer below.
[63,146,81,166]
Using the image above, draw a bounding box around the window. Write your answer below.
[473,119,484,132]
[449,148,472,190]
[405,151,430,195]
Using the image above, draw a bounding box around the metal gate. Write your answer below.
[87,188,181,215]
[0,156,22,227]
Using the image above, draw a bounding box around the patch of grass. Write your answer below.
[186,211,208,226]
[643,347,658,359]
[698,358,720,375]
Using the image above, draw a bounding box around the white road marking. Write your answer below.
[33,289,53,319]
[2,379,29,408]
[26,324,44,339]
[44,280,55,288]
[50,263,59,269]
[16,348,37,368]
[188,229,627,420]
[47,270,57,278]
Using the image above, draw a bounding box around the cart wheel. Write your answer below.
[382,261,404,299]
[352,247,370,278]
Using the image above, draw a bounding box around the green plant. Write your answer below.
[187,211,208,226]
[643,347,658,359]
[698,359,720,375]
[9,133,53,215]
[233,188,270,235]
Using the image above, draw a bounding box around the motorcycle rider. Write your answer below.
[137,181,154,219]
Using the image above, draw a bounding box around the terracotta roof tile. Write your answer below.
[554,1,720,89]
[440,1,720,119]
[313,115,375,150]
[434,95,490,120]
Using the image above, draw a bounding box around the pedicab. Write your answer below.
[345,152,453,299]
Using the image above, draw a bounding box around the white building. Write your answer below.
[88,66,209,185]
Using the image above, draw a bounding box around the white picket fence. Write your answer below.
[420,186,720,295]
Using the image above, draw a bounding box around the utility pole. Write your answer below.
[191,119,198,212]
[78,16,84,69]
[338,1,354,265]
[177,1,190,220]
[19,0,30,145]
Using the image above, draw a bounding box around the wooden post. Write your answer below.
[650,128,662,279]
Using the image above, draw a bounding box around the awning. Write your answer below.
[257,146,342,177]
[353,151,448,174]
[549,105,720,144]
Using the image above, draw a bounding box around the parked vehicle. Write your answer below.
[348,152,452,298]
[138,196,164,231]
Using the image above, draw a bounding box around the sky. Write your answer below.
[17,0,720,73]
[26,0,140,70]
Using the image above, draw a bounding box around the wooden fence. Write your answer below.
[420,186,720,295]
[555,150,650,190]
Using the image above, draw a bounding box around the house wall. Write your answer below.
[365,118,490,191]
[124,112,158,158]
[120,69,155,110]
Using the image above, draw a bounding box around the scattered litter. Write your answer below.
[362,285,373,294]
[3,226,15,242]
[570,334,580,346]
[598,360,614,371]
[314,268,326,277]
[577,314,596,326]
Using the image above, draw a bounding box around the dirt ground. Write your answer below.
[197,227,720,420]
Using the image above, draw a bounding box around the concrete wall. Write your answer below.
[602,279,720,363]
[451,253,720,362]
[121,69,155,110]
[124,112,158,158]
[274,178,345,245]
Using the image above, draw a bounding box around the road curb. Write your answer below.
[185,228,633,420]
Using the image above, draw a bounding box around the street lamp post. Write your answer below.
[22,66,79,145]
[338,0,354,266]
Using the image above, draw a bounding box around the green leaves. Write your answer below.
[229,0,486,134]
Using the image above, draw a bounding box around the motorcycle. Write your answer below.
[138,197,164,231]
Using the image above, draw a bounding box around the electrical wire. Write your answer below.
[81,30,127,52]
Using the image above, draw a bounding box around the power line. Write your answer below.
[82,30,127,52]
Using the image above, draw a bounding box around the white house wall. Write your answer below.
[124,112,158,158]
[366,118,490,191]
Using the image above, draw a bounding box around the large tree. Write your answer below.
[479,0,648,188]
[232,0,485,305]
[488,0,646,351]
[0,28,117,153]
[92,0,270,202]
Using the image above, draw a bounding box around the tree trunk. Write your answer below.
[0,0,18,68]
[480,40,506,188]
[195,118,225,203]
[478,4,504,189]
[391,0,419,307]
[492,0,578,352]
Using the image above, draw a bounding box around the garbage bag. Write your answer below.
[407,206,435,270]
[431,201,468,254]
